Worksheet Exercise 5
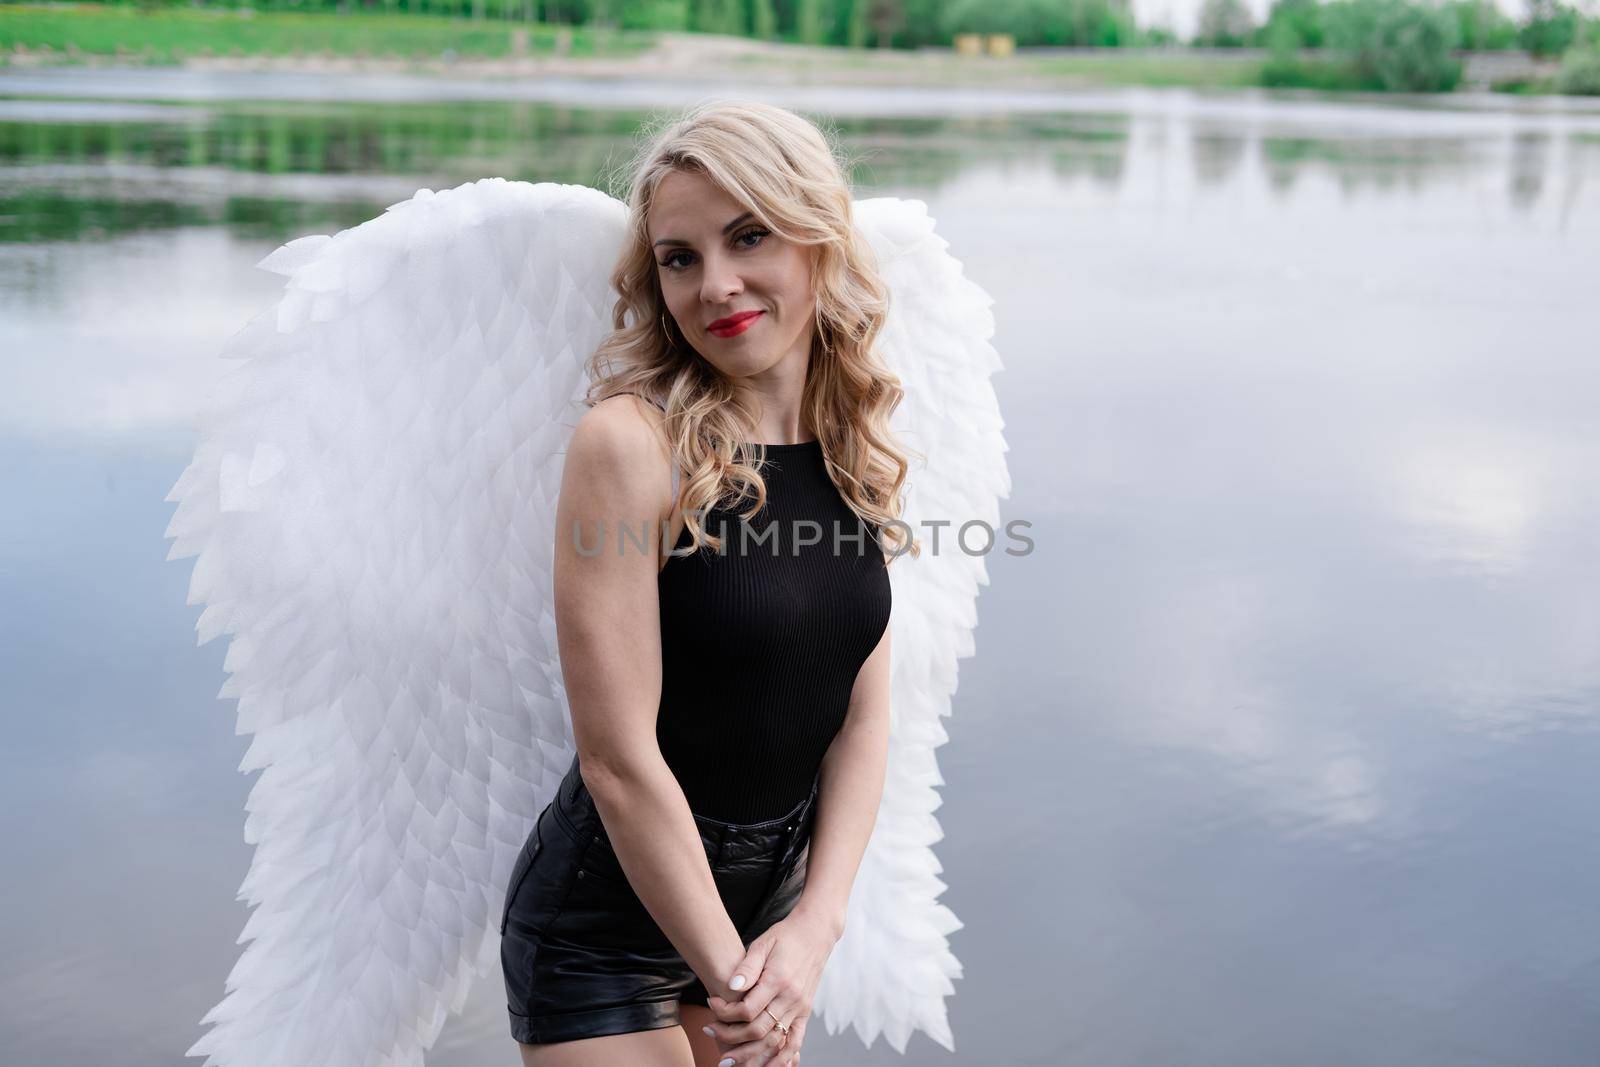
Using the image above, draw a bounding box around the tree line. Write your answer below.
[51,0,1600,92]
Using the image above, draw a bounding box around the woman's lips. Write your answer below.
[708,310,764,338]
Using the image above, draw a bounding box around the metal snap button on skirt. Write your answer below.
[499,755,819,1046]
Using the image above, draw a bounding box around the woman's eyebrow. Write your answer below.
[652,212,755,249]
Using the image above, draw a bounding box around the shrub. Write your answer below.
[1323,0,1463,91]
[1554,43,1600,94]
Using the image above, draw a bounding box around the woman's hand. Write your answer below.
[702,908,838,1065]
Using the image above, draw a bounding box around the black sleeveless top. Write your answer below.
[655,441,892,824]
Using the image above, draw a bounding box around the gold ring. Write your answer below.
[762,1007,789,1035]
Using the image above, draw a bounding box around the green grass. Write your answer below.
[0,4,657,63]
[734,47,1269,90]
[1022,52,1264,89]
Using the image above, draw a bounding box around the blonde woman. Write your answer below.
[500,103,901,1066]
[175,98,1004,1067]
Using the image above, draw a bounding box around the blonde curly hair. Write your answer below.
[584,99,918,561]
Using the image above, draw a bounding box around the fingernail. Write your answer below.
[702,1025,715,1037]
[719,1059,734,1067]
[729,974,746,990]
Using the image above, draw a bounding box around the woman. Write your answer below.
[499,101,908,1066]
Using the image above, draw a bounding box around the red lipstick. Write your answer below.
[707,310,764,338]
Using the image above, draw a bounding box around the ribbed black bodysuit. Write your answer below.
[655,440,892,824]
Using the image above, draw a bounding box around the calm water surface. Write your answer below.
[2,69,1598,1066]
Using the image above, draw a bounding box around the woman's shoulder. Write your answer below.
[580,392,667,445]
[564,394,675,511]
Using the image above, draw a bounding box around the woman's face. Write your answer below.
[647,168,817,380]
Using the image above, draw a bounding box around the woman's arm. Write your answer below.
[790,619,893,941]
[553,397,747,1000]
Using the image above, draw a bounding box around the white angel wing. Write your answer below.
[171,177,1004,1066]
[167,177,628,1067]
[812,198,1010,1054]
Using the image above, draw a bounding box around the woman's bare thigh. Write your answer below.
[678,1003,725,1067]
[518,1024,695,1067]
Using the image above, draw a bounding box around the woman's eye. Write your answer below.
[658,228,769,273]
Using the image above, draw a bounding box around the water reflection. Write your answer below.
[2,71,1598,1067]
[3,82,1600,246]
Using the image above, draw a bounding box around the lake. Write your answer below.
[2,66,1599,1066]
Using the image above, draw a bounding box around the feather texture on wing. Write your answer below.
[168,178,626,1067]
[809,197,1010,1054]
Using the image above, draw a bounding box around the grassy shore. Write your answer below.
[0,5,654,64]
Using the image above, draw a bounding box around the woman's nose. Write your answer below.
[699,250,743,302]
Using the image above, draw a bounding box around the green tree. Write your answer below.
[1323,0,1462,90]
[752,0,777,36]
[898,0,947,46]
[1443,0,1518,50]
[866,0,905,45]
[1099,0,1138,45]
[1519,0,1579,57]
[1195,0,1257,45]
[1262,0,1325,48]
[692,0,738,31]
[618,0,692,28]
[795,0,826,42]
[846,0,870,45]
[808,0,841,43]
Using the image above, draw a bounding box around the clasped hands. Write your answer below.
[699,908,838,1066]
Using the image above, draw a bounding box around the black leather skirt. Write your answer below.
[500,753,819,1045]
